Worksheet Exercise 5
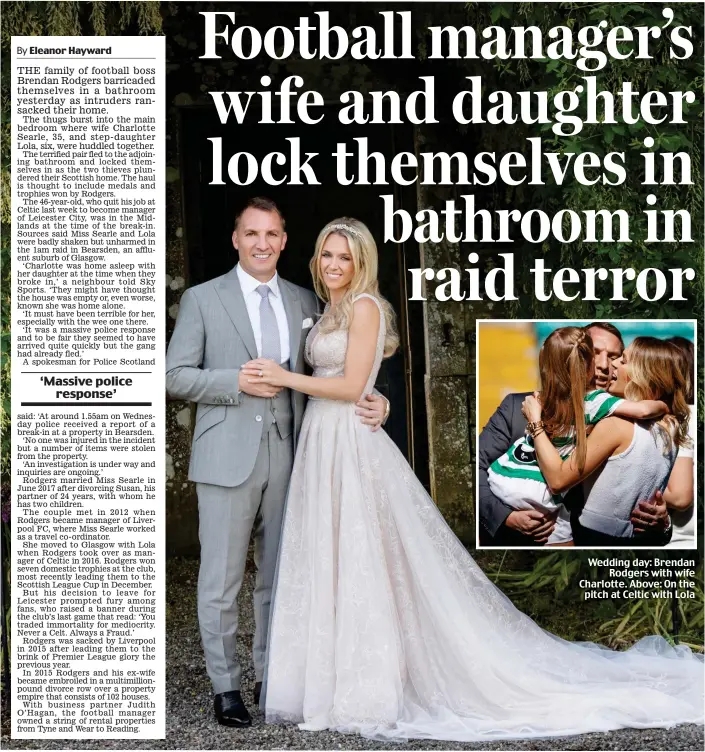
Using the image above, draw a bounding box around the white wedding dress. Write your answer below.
[263,294,703,742]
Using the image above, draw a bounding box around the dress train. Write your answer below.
[263,295,703,742]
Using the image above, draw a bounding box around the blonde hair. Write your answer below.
[309,218,399,358]
[538,327,595,474]
[624,337,690,451]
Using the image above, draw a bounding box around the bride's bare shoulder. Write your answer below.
[350,295,380,329]
[352,295,380,313]
[352,292,379,304]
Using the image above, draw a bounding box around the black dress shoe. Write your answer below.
[214,690,251,727]
[254,681,262,706]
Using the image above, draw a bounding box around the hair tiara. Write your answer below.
[326,222,364,239]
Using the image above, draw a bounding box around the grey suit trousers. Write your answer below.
[196,424,294,694]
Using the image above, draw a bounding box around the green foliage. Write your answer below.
[461,2,704,320]
[491,551,704,650]
[599,580,704,650]
[463,6,704,622]
[0,1,162,45]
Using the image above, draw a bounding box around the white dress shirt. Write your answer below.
[236,264,290,364]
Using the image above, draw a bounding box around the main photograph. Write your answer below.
[157,2,704,750]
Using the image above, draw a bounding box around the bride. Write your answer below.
[240,218,703,742]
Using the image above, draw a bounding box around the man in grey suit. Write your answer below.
[166,197,388,726]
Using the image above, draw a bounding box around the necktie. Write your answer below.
[257,284,281,363]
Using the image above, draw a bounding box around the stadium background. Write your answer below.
[478,320,696,429]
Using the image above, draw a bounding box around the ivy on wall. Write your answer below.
[439,3,705,321]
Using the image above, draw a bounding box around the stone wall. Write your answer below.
[414,125,475,545]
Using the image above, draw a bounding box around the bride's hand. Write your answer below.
[522,392,543,423]
[242,358,289,388]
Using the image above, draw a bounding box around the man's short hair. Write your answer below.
[234,197,285,231]
[585,321,624,352]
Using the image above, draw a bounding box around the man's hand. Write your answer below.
[355,393,387,432]
[505,509,556,544]
[631,489,670,534]
[237,369,282,399]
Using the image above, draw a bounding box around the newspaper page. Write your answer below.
[10,36,165,738]
[1,2,703,750]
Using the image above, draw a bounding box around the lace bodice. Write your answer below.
[304,293,385,398]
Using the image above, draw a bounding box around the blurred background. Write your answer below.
[477,320,696,429]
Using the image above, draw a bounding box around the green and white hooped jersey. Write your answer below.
[488,390,624,507]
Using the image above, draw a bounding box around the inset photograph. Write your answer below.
[477,320,697,550]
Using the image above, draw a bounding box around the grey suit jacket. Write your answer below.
[478,393,532,541]
[165,266,319,487]
[478,393,612,547]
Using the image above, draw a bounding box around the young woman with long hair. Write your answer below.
[308,218,399,358]
[663,336,696,547]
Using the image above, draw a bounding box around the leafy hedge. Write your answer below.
[461,2,704,321]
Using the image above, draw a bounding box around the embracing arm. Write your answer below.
[532,417,627,495]
[662,456,694,511]
[245,297,380,402]
[612,399,668,420]
[356,392,390,431]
